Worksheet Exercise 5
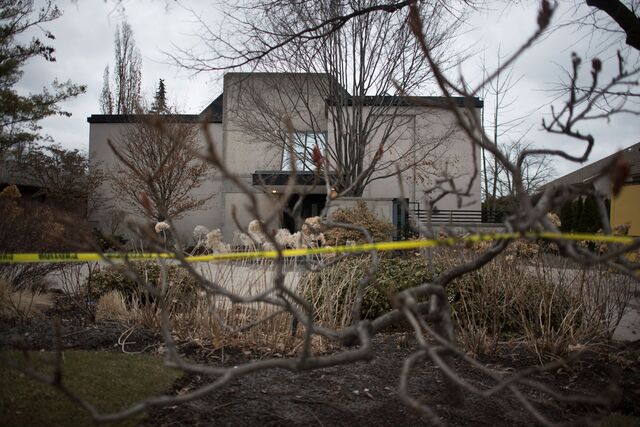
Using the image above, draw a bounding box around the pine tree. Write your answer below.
[572,198,584,232]
[559,202,574,232]
[0,1,86,152]
[150,79,168,114]
[579,195,600,233]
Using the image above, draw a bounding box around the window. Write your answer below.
[282,131,327,171]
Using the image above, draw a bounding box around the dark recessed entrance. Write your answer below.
[282,194,326,233]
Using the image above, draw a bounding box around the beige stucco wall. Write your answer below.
[222,73,329,173]
[89,73,483,245]
[88,121,224,244]
[326,105,481,211]
[218,73,332,241]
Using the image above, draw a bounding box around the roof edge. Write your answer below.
[87,114,222,124]
[327,96,483,108]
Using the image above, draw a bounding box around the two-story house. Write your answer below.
[88,73,483,243]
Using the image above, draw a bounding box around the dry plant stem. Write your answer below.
[408,239,511,301]
[200,121,384,351]
[11,2,640,425]
[198,124,353,356]
[400,298,610,427]
[117,326,158,355]
[5,256,370,423]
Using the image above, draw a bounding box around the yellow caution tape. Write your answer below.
[0,232,637,264]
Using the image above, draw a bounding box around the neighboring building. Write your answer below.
[88,73,483,243]
[0,157,46,200]
[544,142,640,235]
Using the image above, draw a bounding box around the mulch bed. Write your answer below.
[145,336,640,426]
[2,294,639,426]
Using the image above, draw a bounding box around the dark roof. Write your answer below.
[87,88,482,126]
[87,114,207,124]
[252,171,335,186]
[544,142,640,188]
[199,93,223,122]
[87,93,225,124]
[327,95,483,108]
[0,159,38,187]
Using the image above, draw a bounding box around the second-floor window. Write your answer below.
[282,131,327,171]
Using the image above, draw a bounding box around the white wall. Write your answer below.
[326,105,482,211]
[222,73,329,173]
[88,121,224,245]
[88,73,483,246]
[219,73,331,241]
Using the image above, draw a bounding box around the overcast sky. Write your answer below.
[18,0,640,178]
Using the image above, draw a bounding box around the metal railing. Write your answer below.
[409,209,508,225]
[392,199,509,240]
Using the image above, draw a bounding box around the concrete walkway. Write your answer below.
[523,262,640,342]
[613,294,640,341]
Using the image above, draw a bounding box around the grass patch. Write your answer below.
[0,350,181,427]
[601,413,640,427]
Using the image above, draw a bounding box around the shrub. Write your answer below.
[95,290,130,322]
[87,261,198,304]
[558,196,609,233]
[120,259,296,349]
[441,250,632,359]
[0,184,21,199]
[0,195,93,253]
[300,249,632,360]
[324,201,394,245]
[0,196,93,290]
[0,279,52,322]
[93,228,128,252]
[299,255,435,329]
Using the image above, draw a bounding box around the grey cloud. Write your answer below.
[17,0,640,179]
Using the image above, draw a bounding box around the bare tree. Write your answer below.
[480,51,526,205]
[178,0,470,196]
[7,1,640,426]
[107,116,212,222]
[99,66,114,115]
[15,144,104,216]
[580,0,640,51]
[483,139,554,211]
[100,20,142,115]
[479,52,553,210]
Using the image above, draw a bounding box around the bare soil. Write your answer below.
[146,337,640,427]
[2,294,640,426]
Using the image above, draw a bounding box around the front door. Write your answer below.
[282,194,326,232]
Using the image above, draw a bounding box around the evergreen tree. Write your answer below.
[150,79,168,114]
[579,195,600,233]
[0,1,85,152]
[572,198,584,232]
[559,202,574,232]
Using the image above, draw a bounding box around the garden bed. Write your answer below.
[1,293,640,426]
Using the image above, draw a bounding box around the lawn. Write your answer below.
[0,350,181,427]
